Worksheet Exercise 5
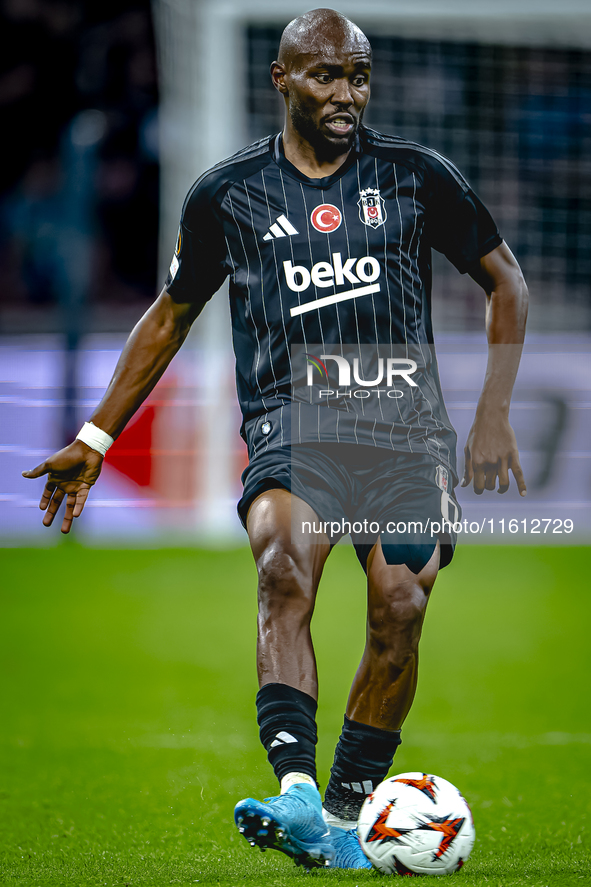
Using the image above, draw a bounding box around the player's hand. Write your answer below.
[22,440,104,533]
[461,411,526,496]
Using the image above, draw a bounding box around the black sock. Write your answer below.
[324,715,402,820]
[256,683,318,785]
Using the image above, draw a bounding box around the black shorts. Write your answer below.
[238,443,460,573]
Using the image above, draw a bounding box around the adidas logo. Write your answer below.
[341,780,374,793]
[269,731,298,748]
[263,214,299,241]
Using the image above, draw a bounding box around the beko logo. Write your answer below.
[284,252,382,317]
[283,252,380,293]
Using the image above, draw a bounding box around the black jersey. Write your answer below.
[166,126,502,478]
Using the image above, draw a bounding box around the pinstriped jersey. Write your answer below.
[165,126,502,477]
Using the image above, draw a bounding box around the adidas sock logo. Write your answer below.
[269,730,299,748]
[341,780,374,793]
[263,214,299,241]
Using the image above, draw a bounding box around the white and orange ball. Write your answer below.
[357,772,475,875]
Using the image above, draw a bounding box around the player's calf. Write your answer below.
[324,566,435,825]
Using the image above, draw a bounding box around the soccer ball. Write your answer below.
[357,772,475,875]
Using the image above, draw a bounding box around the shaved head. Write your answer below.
[271,8,372,170]
[278,8,371,71]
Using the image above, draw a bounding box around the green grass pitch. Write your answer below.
[0,543,589,886]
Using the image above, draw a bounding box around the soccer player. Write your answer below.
[23,8,528,871]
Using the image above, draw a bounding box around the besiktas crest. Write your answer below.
[358,188,387,228]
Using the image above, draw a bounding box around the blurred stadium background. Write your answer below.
[1,0,591,543]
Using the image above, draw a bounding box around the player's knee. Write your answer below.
[368,582,426,656]
[256,543,315,618]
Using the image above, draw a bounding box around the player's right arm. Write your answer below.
[22,288,202,534]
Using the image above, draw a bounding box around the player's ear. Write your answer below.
[270,61,288,94]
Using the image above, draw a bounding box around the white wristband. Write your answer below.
[76,422,114,457]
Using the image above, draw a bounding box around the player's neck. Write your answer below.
[281,127,351,179]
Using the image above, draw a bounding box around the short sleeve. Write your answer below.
[426,157,502,274]
[165,179,229,305]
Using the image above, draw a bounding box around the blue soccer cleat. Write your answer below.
[325,825,373,869]
[234,783,335,869]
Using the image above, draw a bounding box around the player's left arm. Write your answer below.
[461,241,529,495]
